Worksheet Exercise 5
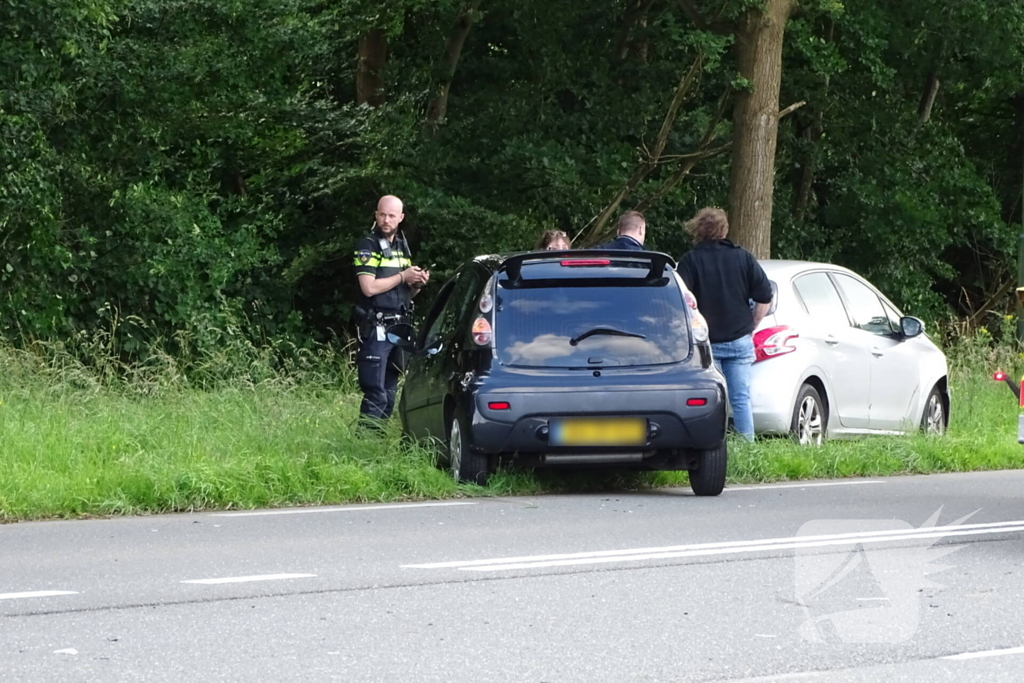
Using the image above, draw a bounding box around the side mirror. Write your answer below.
[416,338,443,357]
[900,316,924,339]
[386,323,416,348]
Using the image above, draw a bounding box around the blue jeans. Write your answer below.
[712,335,755,441]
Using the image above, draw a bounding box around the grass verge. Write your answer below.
[2,338,1024,521]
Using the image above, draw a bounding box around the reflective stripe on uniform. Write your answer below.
[379,257,412,268]
[354,253,383,268]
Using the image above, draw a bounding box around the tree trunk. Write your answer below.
[356,29,388,107]
[792,117,820,223]
[424,0,482,134]
[727,0,796,259]
[793,19,832,223]
[615,0,656,62]
[916,68,941,127]
[616,0,643,60]
[1016,93,1024,227]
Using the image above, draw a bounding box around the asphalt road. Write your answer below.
[3,471,1024,682]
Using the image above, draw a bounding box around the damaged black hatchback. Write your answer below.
[395,250,729,495]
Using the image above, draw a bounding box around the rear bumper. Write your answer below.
[750,357,801,435]
[467,381,727,458]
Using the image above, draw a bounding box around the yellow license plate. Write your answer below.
[551,418,647,446]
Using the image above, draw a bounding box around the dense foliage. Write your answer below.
[3,0,1023,351]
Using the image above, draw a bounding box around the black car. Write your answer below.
[393,249,729,495]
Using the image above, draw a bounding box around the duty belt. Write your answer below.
[374,311,407,324]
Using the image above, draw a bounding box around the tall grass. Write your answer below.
[2,322,1024,521]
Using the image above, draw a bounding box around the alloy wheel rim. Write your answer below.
[798,397,823,446]
[926,395,945,435]
[449,419,462,481]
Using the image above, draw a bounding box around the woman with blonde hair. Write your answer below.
[535,230,572,251]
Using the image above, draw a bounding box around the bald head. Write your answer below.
[375,195,405,239]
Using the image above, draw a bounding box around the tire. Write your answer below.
[791,384,825,446]
[921,385,947,436]
[448,414,490,485]
[688,442,728,497]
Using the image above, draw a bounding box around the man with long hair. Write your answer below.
[677,207,772,441]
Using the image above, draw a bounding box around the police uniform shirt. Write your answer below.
[354,230,413,313]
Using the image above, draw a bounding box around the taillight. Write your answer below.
[478,289,493,314]
[560,259,610,267]
[690,311,709,343]
[682,290,709,343]
[753,325,798,362]
[488,401,510,410]
[471,317,492,346]
[686,398,707,407]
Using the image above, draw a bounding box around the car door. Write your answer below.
[412,268,486,440]
[402,277,458,439]
[831,273,920,432]
[791,271,872,429]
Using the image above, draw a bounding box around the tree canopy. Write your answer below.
[2,0,1022,349]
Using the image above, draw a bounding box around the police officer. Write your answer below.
[354,195,430,423]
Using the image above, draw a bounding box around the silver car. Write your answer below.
[749,260,949,444]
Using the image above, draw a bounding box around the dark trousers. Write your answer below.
[356,331,405,421]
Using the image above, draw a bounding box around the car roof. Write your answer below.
[758,259,906,314]
[756,259,860,280]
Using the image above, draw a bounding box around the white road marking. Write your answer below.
[0,591,78,601]
[211,501,477,517]
[53,649,78,655]
[181,573,316,585]
[943,645,1024,661]
[727,480,885,491]
[722,672,824,682]
[404,519,1024,572]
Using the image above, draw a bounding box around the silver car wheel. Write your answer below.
[449,417,462,481]
[797,396,823,446]
[924,392,945,435]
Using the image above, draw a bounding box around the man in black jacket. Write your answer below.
[677,207,772,441]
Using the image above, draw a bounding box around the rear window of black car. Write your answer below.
[494,265,690,368]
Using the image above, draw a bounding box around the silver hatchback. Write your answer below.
[749,261,949,444]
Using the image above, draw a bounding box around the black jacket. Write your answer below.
[596,235,644,251]
[677,239,773,344]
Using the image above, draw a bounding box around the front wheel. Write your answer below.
[791,384,825,446]
[448,415,490,485]
[688,442,728,497]
[921,386,947,435]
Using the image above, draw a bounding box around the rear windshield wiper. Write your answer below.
[569,327,647,346]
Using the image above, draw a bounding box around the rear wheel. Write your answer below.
[921,386,947,435]
[448,415,490,485]
[791,384,825,446]
[688,442,728,497]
